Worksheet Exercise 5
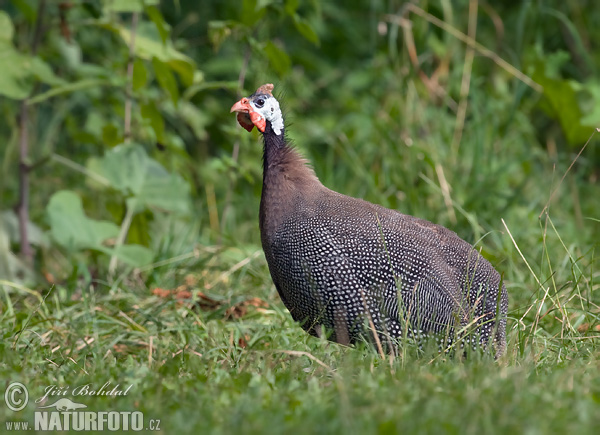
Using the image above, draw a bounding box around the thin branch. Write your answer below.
[124,12,139,142]
[108,200,136,278]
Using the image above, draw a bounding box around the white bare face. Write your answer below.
[248,93,284,136]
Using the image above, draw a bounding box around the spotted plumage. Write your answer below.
[231,84,508,356]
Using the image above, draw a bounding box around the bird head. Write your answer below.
[230,83,284,136]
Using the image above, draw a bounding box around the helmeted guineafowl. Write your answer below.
[231,84,508,356]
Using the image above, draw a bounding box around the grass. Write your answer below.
[1,198,599,433]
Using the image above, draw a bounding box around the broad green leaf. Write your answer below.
[88,144,190,214]
[284,0,299,15]
[47,190,119,251]
[576,82,600,128]
[293,14,319,45]
[30,56,65,86]
[102,124,122,147]
[127,171,190,213]
[241,0,267,27]
[264,41,291,77]
[533,63,594,145]
[118,26,187,63]
[167,59,194,87]
[132,58,148,91]
[115,24,195,79]
[0,47,35,99]
[93,145,148,194]
[0,13,65,100]
[141,101,165,142]
[152,56,179,105]
[145,5,169,44]
[0,46,65,100]
[0,11,14,41]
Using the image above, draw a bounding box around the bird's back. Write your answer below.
[262,186,508,354]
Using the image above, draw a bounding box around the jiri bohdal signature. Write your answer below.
[35,382,134,404]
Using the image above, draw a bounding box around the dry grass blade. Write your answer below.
[277,350,332,371]
[385,4,543,92]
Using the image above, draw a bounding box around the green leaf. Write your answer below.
[115,24,195,70]
[102,124,122,147]
[0,11,14,41]
[128,172,190,213]
[88,144,190,214]
[152,56,179,105]
[47,190,120,251]
[0,48,34,99]
[145,5,169,44]
[293,14,319,45]
[167,59,194,87]
[0,12,65,100]
[0,45,65,100]
[132,58,148,91]
[533,63,594,145]
[141,101,165,142]
[93,145,148,194]
[284,0,299,15]
[241,0,267,27]
[576,82,600,128]
[264,41,291,77]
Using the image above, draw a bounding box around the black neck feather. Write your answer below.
[262,120,287,173]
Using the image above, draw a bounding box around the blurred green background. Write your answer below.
[1,0,599,285]
[1,0,598,286]
[1,1,599,432]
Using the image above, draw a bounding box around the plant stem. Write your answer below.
[109,12,139,277]
[17,103,32,263]
[17,0,47,264]
[124,12,139,142]
[109,201,136,278]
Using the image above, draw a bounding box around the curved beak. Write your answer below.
[230,97,251,114]
[231,97,255,132]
